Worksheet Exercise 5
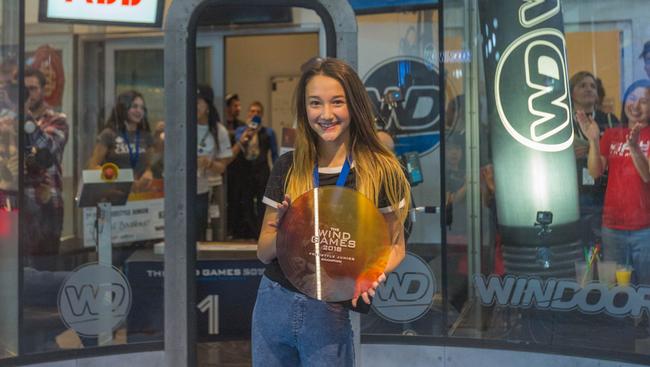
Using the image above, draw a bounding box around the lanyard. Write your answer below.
[122,129,140,169]
[198,126,211,154]
[313,155,352,188]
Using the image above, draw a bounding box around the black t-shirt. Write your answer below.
[262,152,395,312]
[573,110,620,197]
[97,128,153,178]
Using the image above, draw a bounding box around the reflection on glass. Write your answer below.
[0,0,20,358]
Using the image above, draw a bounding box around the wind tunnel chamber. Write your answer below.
[478,0,581,278]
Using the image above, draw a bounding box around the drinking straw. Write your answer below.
[582,246,599,286]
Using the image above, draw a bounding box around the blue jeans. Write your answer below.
[252,276,353,367]
[602,226,650,285]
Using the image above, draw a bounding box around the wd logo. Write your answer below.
[58,263,132,337]
[363,57,440,156]
[372,252,435,323]
[493,2,573,152]
[518,0,560,28]
[65,0,141,5]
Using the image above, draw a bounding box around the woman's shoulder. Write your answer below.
[216,122,229,134]
[277,151,294,164]
[97,127,117,142]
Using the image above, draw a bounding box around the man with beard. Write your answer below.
[23,68,69,270]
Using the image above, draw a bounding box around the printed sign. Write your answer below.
[474,274,650,318]
[82,179,164,247]
[58,263,132,337]
[372,252,436,323]
[363,56,441,156]
[40,0,163,27]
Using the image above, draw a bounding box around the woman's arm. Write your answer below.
[576,110,607,178]
[352,210,406,307]
[382,211,406,273]
[257,195,291,264]
[87,143,108,169]
[586,138,606,179]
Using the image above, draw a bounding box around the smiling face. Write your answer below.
[127,97,145,126]
[197,97,209,123]
[306,75,351,147]
[624,86,650,127]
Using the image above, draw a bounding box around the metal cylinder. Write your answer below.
[478,0,581,277]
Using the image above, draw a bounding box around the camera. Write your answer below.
[248,115,261,129]
[24,119,54,174]
[535,211,553,226]
[383,88,404,109]
[401,151,423,187]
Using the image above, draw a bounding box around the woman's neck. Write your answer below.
[198,115,208,125]
[629,120,649,129]
[125,121,138,132]
[318,140,350,167]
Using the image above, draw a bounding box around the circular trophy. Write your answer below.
[277,186,391,302]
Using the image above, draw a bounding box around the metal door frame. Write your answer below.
[163,1,357,366]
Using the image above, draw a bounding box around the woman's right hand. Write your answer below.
[269,194,291,229]
[576,110,600,142]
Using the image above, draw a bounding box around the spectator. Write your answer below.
[230,101,278,239]
[22,68,69,269]
[577,79,650,285]
[224,93,245,140]
[195,85,232,241]
[87,90,154,192]
[570,71,620,248]
[641,41,650,79]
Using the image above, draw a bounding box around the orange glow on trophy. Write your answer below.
[276,186,391,302]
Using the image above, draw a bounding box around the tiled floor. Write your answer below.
[198,340,251,367]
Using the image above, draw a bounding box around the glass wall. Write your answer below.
[3,0,650,365]
[355,7,445,338]
[432,0,650,363]
[0,0,20,359]
[358,0,650,364]
[2,1,326,364]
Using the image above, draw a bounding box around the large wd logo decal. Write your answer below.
[58,263,132,337]
[372,252,436,323]
[495,27,573,152]
[363,57,440,156]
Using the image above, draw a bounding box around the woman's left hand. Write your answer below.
[627,122,643,147]
[133,170,153,192]
[351,272,386,308]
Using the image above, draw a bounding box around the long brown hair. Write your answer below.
[106,90,151,134]
[288,57,410,224]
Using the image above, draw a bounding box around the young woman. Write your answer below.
[577,79,650,285]
[253,58,411,366]
[194,84,232,241]
[88,90,154,192]
[570,71,620,248]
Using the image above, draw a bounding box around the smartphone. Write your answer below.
[249,115,261,129]
[402,151,423,187]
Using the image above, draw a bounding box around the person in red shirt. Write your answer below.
[577,79,650,285]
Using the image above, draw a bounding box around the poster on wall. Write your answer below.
[28,45,65,108]
[82,179,164,247]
